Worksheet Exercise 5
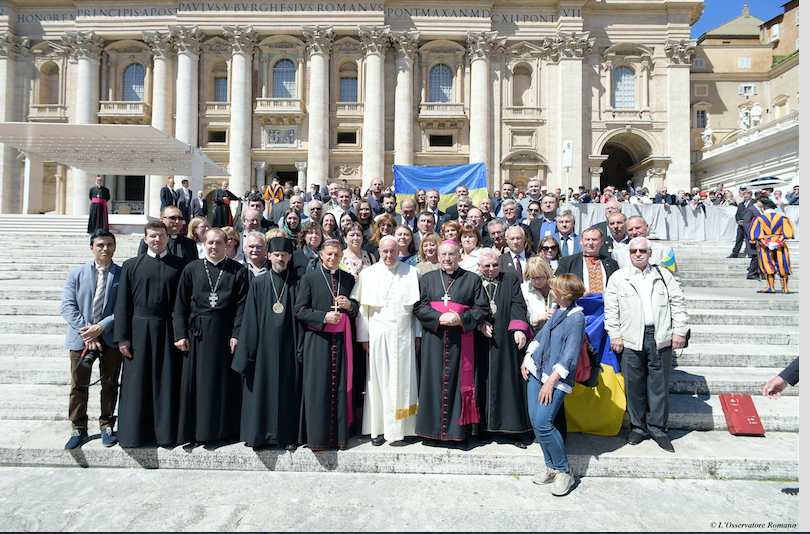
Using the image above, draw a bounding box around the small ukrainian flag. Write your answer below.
[393,163,489,212]
[660,247,677,272]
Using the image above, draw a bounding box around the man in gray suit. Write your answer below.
[60,229,123,450]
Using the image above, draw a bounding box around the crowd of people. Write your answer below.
[68,175,796,497]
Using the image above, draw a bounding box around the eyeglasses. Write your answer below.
[163,216,183,221]
[529,276,547,281]
[541,246,558,251]
[480,263,499,269]
[527,208,540,213]
[310,207,322,211]
[629,249,649,254]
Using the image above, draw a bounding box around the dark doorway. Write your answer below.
[125,176,145,201]
[276,171,298,187]
[600,146,634,190]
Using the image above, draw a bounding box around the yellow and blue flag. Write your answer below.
[564,294,626,436]
[660,246,677,272]
[393,163,489,212]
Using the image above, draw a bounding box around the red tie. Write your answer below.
[515,256,523,282]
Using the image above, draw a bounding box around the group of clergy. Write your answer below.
[112,214,541,452]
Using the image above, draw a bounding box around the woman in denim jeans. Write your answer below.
[521,273,585,496]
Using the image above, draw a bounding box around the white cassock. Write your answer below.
[351,261,422,442]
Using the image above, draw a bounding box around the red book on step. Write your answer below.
[719,393,765,436]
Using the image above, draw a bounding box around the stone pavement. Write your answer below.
[0,467,801,532]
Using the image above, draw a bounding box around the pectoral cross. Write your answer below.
[209,292,219,307]
[332,300,341,313]
[441,293,451,306]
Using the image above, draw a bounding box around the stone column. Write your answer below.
[170,25,204,193]
[302,25,334,191]
[253,161,267,189]
[143,30,176,217]
[392,31,419,167]
[56,164,67,215]
[22,153,44,214]
[0,32,29,213]
[295,161,307,187]
[224,25,257,202]
[62,31,104,216]
[359,25,390,193]
[467,31,505,181]
[665,39,696,193]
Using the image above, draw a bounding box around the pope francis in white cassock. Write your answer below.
[350,236,422,445]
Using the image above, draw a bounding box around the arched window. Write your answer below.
[512,66,532,106]
[612,66,635,109]
[428,64,453,103]
[272,59,296,99]
[39,62,60,105]
[122,63,145,102]
[339,62,358,102]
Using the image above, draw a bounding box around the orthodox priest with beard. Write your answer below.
[114,220,186,448]
[294,239,359,451]
[173,228,249,444]
[414,240,488,450]
[232,236,303,450]
[474,248,533,448]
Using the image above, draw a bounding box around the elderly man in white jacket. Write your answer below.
[604,237,689,453]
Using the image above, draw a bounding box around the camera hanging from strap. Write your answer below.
[72,346,107,388]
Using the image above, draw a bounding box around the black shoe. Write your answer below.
[371,436,385,447]
[338,445,347,451]
[454,439,468,451]
[509,435,528,449]
[627,431,647,445]
[422,438,441,447]
[653,435,675,453]
[285,443,298,452]
[728,253,740,258]
[747,275,761,280]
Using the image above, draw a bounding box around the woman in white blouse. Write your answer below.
[521,256,555,335]
[458,224,483,276]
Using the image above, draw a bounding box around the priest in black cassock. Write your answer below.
[87,176,110,233]
[414,240,489,450]
[212,180,239,228]
[232,236,303,450]
[474,248,533,448]
[114,220,186,448]
[294,239,359,451]
[173,227,249,444]
[136,206,198,264]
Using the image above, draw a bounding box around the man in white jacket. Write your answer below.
[604,237,689,453]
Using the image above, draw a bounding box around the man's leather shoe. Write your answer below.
[371,436,385,447]
[65,428,88,450]
[101,427,117,447]
[454,439,468,450]
[627,431,647,445]
[338,445,347,451]
[653,435,675,453]
[285,443,298,451]
[747,275,761,280]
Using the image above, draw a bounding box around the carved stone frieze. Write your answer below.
[223,25,257,55]
[302,25,334,56]
[664,39,696,65]
[467,31,505,62]
[169,25,204,55]
[358,25,390,56]
[0,31,30,60]
[392,30,420,61]
[143,30,175,59]
[62,31,103,61]
[539,31,594,62]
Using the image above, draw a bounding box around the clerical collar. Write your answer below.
[322,266,337,275]
[206,255,225,265]
[170,234,178,240]
[386,263,398,272]
[146,249,168,259]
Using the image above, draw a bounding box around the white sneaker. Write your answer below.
[532,467,558,485]
[551,471,574,496]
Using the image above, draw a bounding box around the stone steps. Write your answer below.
[672,343,798,368]
[680,279,795,289]
[684,298,797,311]
[0,419,797,480]
[678,271,800,281]
[669,366,798,396]
[687,309,798,326]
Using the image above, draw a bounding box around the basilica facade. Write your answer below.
[0,0,703,217]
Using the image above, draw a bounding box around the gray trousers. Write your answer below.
[622,326,672,438]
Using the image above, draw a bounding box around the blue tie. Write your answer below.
[562,237,569,256]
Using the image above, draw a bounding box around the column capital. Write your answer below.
[223,25,257,55]
[467,31,505,62]
[358,25,390,56]
[392,30,420,61]
[295,161,308,171]
[61,31,103,62]
[169,25,204,56]
[0,31,30,60]
[303,25,334,56]
[540,31,593,63]
[143,30,175,59]
[253,161,267,171]
[664,39,697,66]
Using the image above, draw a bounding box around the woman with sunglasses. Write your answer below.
[187,216,211,259]
[366,213,397,260]
[537,236,562,273]
[221,226,245,263]
[521,256,555,336]
[522,200,542,226]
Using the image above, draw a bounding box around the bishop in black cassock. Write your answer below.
[212,180,239,228]
[232,237,303,449]
[88,176,110,233]
[173,228,249,444]
[474,250,532,446]
[414,241,488,446]
[114,222,186,447]
[294,240,359,451]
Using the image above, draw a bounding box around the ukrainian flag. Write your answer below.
[660,246,677,272]
[564,294,626,436]
[393,163,489,212]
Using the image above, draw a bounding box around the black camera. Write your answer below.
[78,348,102,370]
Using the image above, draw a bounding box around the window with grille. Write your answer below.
[612,66,635,109]
[213,77,228,102]
[696,110,707,129]
[340,77,358,102]
[122,63,145,102]
[693,58,705,68]
[739,57,752,69]
[428,64,453,103]
[272,59,296,99]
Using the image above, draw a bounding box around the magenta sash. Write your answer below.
[429,301,479,425]
[91,198,107,205]
[308,313,354,426]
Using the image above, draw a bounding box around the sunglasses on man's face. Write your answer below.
[163,216,184,221]
[629,249,649,254]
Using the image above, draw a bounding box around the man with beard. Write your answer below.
[351,236,421,446]
[233,237,303,449]
[374,192,398,221]
[475,248,531,447]
[173,228,249,444]
[294,239,359,450]
[115,220,186,448]
[137,206,197,264]
[414,240,488,449]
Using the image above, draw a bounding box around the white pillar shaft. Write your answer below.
[175,51,199,147]
[306,52,329,190]
[149,56,173,217]
[228,51,253,199]
[558,59,584,189]
[394,57,413,166]
[23,153,44,214]
[362,52,385,193]
[297,167,306,185]
[667,66,691,192]
[469,57,491,177]
[72,56,101,216]
[0,55,21,213]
